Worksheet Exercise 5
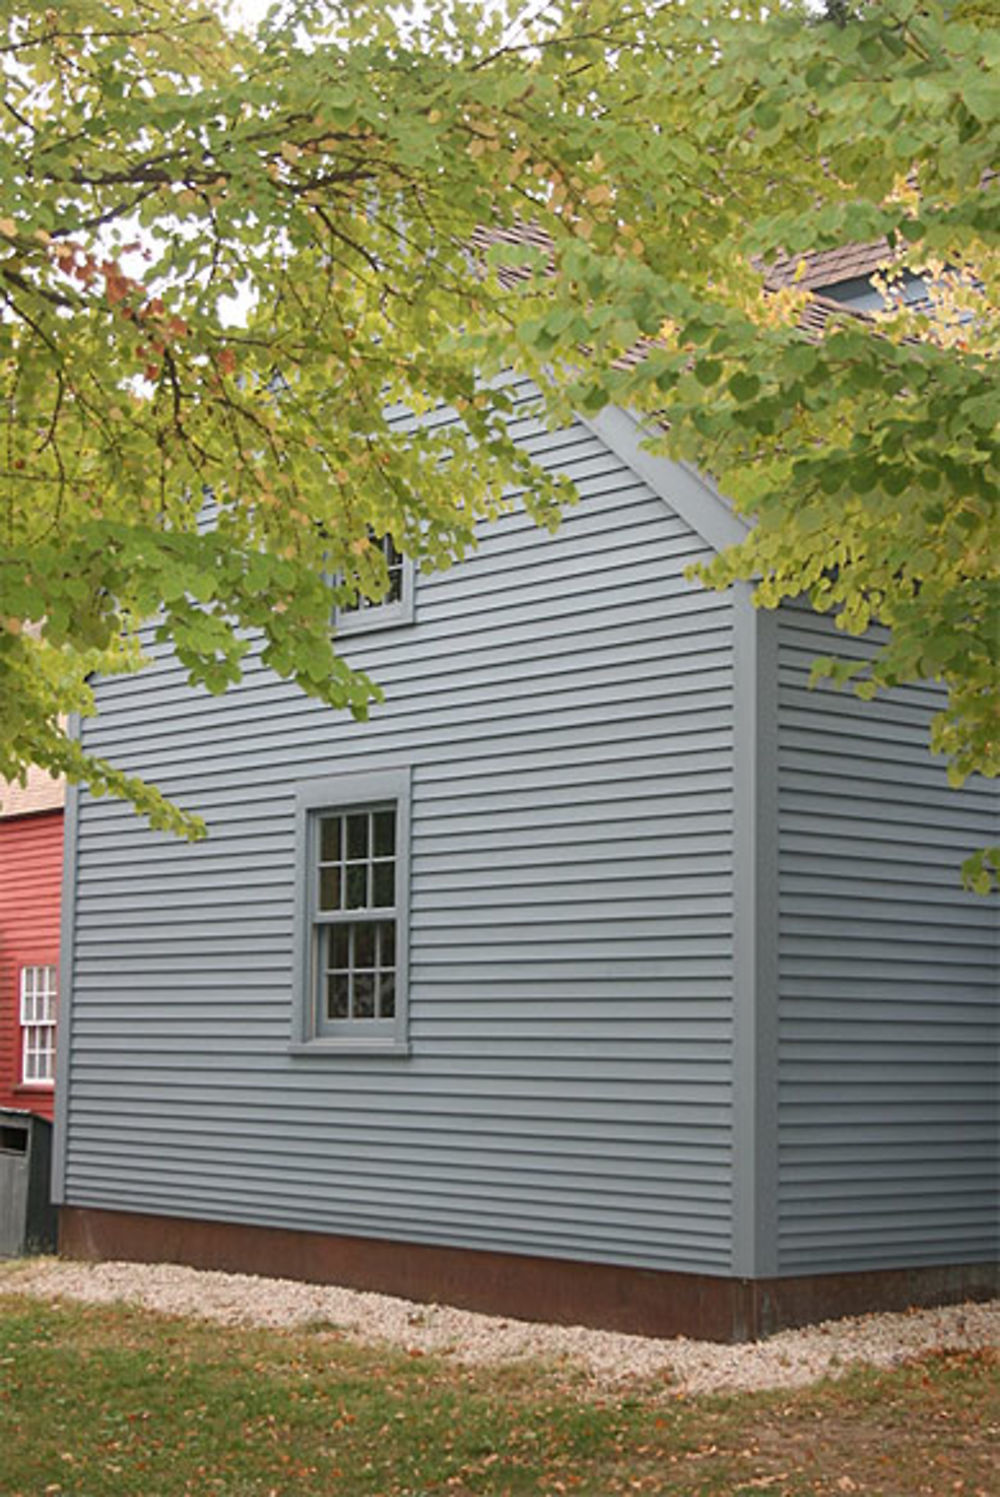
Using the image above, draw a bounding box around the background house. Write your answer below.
[49,336,999,1339]
[0,765,65,1120]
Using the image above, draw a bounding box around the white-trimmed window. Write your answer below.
[335,533,414,634]
[291,769,411,1055]
[20,965,57,1085]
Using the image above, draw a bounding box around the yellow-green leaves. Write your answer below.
[1,0,997,886]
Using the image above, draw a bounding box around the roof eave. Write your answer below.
[578,405,749,556]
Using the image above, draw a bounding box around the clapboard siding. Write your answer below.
[0,810,64,1118]
[776,607,1000,1273]
[63,391,737,1274]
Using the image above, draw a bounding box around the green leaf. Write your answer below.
[0,0,996,872]
[962,78,998,124]
[728,372,760,402]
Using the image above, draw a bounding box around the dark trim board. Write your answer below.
[59,1207,999,1344]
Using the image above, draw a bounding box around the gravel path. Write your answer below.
[2,1257,998,1396]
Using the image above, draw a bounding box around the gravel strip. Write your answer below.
[2,1257,998,1396]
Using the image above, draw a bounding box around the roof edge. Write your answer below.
[578,405,749,555]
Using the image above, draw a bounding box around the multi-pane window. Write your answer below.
[293,769,411,1053]
[380,534,405,607]
[347,534,404,611]
[336,533,413,633]
[316,807,398,1024]
[20,965,57,1085]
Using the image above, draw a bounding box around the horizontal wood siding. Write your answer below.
[64,387,736,1273]
[776,607,999,1274]
[0,810,64,1118]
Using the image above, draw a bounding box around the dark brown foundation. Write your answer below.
[59,1206,999,1344]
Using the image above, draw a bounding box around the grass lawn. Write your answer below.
[0,1294,997,1496]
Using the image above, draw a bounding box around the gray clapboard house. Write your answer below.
[53,296,999,1344]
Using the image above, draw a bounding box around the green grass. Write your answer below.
[1,1294,997,1495]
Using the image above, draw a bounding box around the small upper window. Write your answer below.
[20,965,57,1085]
[335,534,414,635]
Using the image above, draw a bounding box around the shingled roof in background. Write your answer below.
[761,240,894,291]
[467,221,556,289]
[794,290,874,337]
[468,222,876,365]
[470,221,883,325]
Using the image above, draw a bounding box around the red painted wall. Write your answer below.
[0,810,64,1119]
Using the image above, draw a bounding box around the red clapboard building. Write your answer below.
[0,768,65,1120]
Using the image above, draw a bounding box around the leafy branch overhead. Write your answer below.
[0,1,996,881]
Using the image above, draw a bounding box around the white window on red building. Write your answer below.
[20,965,58,1085]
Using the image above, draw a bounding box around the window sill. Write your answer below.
[334,605,414,638]
[287,1040,411,1059]
[14,1082,55,1092]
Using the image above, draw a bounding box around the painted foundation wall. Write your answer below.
[60,388,738,1274]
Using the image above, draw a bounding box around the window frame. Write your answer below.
[19,963,58,1087]
[290,768,412,1057]
[333,536,415,637]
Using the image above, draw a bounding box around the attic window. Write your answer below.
[335,533,414,635]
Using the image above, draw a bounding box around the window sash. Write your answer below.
[315,806,397,916]
[320,919,397,1023]
[309,800,397,1037]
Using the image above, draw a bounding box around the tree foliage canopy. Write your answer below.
[1,0,997,879]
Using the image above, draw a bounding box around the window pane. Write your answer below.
[330,925,350,970]
[372,810,395,858]
[319,866,342,911]
[347,862,371,904]
[372,860,394,907]
[319,816,342,863]
[378,973,395,1018]
[327,974,349,1020]
[354,922,376,968]
[353,972,375,1018]
[346,814,368,860]
[345,863,368,908]
[378,921,395,968]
